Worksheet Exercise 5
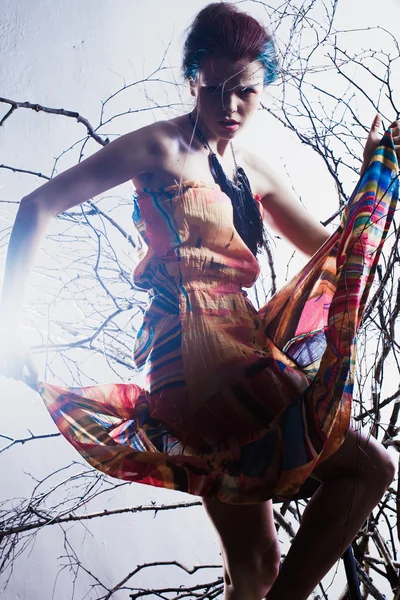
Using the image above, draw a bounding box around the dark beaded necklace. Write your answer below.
[188,112,265,256]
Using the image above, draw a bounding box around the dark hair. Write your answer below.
[182,2,279,86]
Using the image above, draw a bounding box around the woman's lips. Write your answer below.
[218,120,239,131]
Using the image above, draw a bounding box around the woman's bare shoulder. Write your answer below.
[22,118,183,216]
[240,147,278,198]
[126,118,182,157]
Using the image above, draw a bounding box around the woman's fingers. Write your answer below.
[361,114,383,173]
[370,113,382,133]
[22,348,39,385]
[0,325,38,383]
[390,119,400,161]
[3,349,25,380]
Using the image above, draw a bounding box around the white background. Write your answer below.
[1,1,399,598]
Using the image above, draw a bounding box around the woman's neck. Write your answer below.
[189,110,234,158]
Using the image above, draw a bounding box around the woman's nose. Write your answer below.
[221,92,237,113]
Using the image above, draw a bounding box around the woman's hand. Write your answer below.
[391,118,400,163]
[361,114,382,175]
[361,115,400,174]
[0,322,38,385]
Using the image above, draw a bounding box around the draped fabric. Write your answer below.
[29,131,399,504]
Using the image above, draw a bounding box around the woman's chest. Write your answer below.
[132,147,266,198]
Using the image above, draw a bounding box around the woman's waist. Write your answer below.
[133,251,259,291]
[143,278,248,303]
[132,283,255,370]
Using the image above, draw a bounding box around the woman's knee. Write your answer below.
[225,538,281,596]
[202,496,280,594]
[358,432,396,488]
[262,539,281,583]
[313,426,396,491]
[378,446,396,488]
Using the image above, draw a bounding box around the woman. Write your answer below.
[1,3,399,599]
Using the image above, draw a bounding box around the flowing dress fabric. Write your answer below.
[31,132,399,504]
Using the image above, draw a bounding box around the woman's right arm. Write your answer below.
[0,122,171,325]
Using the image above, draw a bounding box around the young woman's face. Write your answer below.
[191,55,265,140]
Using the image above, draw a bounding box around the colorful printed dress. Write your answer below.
[31,132,399,504]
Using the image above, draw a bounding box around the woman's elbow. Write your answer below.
[302,229,332,257]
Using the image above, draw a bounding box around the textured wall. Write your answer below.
[0,0,399,598]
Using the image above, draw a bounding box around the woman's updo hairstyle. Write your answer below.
[183,2,278,86]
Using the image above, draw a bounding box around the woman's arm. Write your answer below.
[260,171,331,257]
[249,117,400,258]
[0,121,173,324]
[245,151,331,257]
[20,122,172,216]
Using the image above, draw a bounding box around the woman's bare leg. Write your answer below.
[267,425,395,600]
[202,497,281,600]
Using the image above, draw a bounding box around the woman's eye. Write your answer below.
[205,86,256,95]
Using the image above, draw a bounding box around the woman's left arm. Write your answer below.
[252,117,400,258]
[259,170,331,257]
[247,152,331,257]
